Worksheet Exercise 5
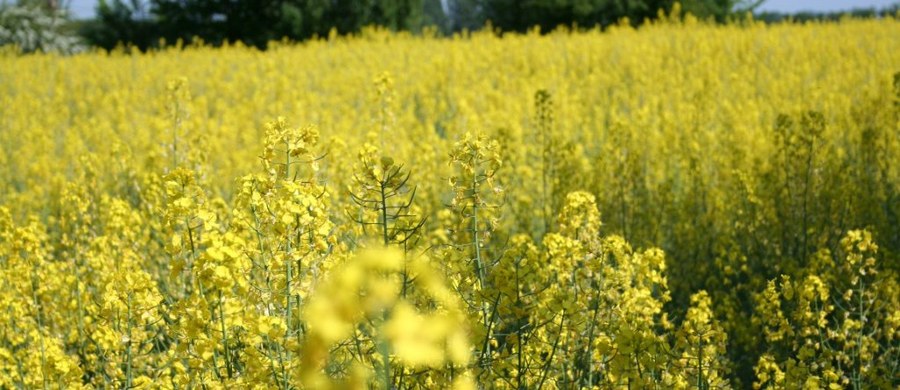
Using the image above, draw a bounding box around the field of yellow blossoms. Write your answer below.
[0,10,898,389]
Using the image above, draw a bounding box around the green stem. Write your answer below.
[515,261,525,390]
[854,276,865,390]
[219,291,233,379]
[697,336,704,390]
[31,267,49,390]
[379,310,392,390]
[283,143,293,390]
[380,182,390,246]
[537,310,566,389]
[125,293,134,388]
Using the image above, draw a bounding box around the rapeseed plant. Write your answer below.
[0,13,898,388]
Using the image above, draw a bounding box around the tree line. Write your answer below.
[80,0,763,50]
[2,0,898,52]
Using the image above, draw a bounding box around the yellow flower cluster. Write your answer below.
[1,13,899,388]
[754,230,898,389]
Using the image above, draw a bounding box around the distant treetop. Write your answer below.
[70,0,898,51]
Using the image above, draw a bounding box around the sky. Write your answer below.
[755,0,897,13]
[63,0,900,20]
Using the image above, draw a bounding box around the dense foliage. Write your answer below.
[0,1,84,54]
[0,14,898,388]
[82,0,447,50]
[81,0,765,50]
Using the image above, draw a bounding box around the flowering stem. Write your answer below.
[283,143,293,390]
[219,291,233,379]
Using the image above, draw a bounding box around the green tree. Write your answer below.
[80,0,156,50]
[78,0,770,50]
[0,0,84,53]
[444,0,485,31]
[482,0,765,32]
[83,0,430,50]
